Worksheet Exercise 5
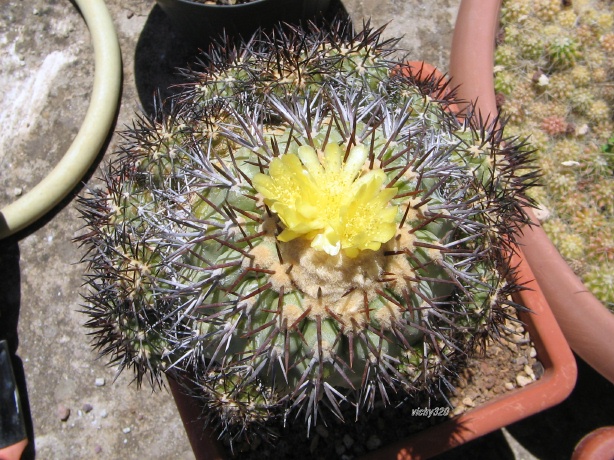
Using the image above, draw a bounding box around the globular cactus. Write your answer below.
[547,36,581,69]
[584,268,614,309]
[494,70,515,95]
[77,21,537,446]
[540,116,569,137]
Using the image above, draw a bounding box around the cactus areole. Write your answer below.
[77,21,537,445]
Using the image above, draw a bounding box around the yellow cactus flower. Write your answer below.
[253,143,398,257]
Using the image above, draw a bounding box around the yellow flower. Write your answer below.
[253,143,398,257]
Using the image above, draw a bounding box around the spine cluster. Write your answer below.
[78,20,537,445]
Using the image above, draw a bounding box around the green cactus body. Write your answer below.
[78,22,536,444]
[547,36,581,69]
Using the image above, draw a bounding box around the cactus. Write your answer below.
[540,116,569,137]
[547,36,581,69]
[495,70,515,95]
[570,65,591,87]
[77,21,537,446]
[534,0,561,22]
[587,100,610,123]
[585,268,614,308]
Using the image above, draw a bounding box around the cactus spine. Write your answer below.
[77,21,537,445]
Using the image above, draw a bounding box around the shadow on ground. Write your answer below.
[133,0,350,115]
[0,239,35,459]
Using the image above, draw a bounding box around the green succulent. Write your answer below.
[497,0,614,311]
[585,268,614,309]
[77,21,536,446]
[547,36,581,69]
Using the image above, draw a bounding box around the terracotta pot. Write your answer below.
[167,1,579,458]
[572,427,614,460]
[168,376,226,460]
[155,0,331,47]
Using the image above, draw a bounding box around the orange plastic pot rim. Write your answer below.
[359,245,578,460]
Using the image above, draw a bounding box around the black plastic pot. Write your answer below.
[155,0,332,46]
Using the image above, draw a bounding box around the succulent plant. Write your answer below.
[585,268,614,308]
[540,116,569,137]
[496,0,613,312]
[77,21,537,446]
[547,36,581,69]
[534,0,561,22]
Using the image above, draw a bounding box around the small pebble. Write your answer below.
[122,427,131,434]
[13,187,23,196]
[57,404,70,422]
[95,378,105,387]
[533,204,550,222]
[100,409,108,418]
[94,445,102,454]
[524,364,536,379]
[461,397,475,407]
[516,374,532,387]
[504,382,515,391]
[537,74,550,86]
[82,403,94,413]
[529,347,537,358]
[482,375,497,391]
[532,361,545,379]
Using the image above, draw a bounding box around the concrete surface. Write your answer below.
[0,1,612,459]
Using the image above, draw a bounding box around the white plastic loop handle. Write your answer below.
[0,0,122,239]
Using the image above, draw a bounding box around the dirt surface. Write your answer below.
[1,1,613,460]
